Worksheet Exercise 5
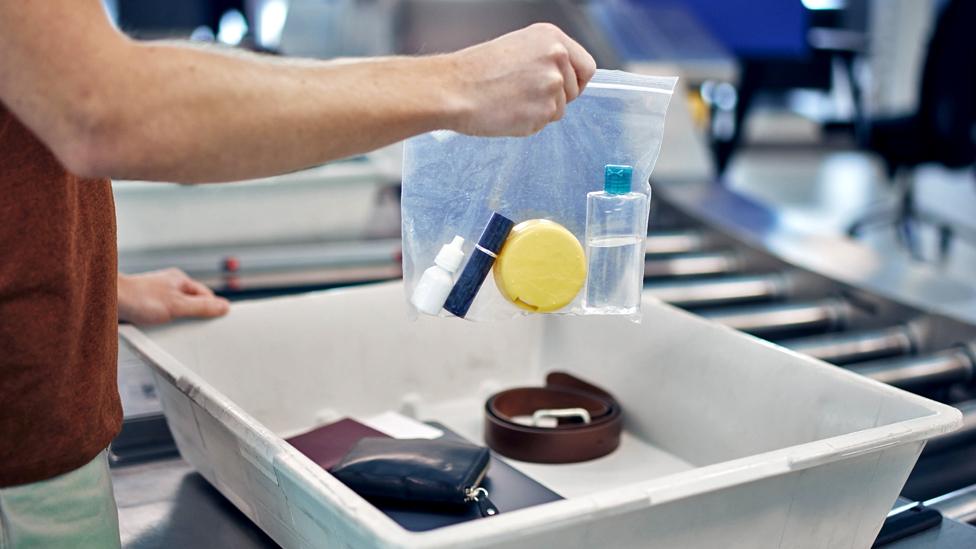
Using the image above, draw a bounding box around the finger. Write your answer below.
[560,35,597,91]
[552,86,567,122]
[179,276,216,297]
[557,53,579,103]
[172,294,231,319]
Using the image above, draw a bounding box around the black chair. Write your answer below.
[849,0,976,260]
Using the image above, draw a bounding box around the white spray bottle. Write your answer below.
[411,236,465,315]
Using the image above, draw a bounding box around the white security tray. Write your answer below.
[120,282,960,548]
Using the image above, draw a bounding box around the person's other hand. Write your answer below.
[445,23,598,137]
[118,268,230,325]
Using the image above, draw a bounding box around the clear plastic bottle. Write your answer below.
[584,165,647,314]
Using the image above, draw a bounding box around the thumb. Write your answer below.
[172,294,231,319]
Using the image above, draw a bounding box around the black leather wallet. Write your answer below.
[330,437,499,517]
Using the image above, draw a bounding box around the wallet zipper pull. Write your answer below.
[465,487,499,517]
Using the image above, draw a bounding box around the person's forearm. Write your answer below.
[1,1,596,183]
[75,44,462,182]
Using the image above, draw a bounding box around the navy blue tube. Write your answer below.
[444,212,515,318]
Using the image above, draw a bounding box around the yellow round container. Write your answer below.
[492,219,587,313]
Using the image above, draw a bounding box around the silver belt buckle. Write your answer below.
[531,407,592,428]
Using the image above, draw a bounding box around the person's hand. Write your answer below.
[444,23,598,137]
[118,268,230,325]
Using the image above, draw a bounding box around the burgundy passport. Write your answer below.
[285,418,390,471]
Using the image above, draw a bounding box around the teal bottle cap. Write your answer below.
[604,164,633,195]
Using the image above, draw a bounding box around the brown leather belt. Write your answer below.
[484,372,623,463]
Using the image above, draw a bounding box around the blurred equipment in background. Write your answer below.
[279,0,621,66]
[111,0,291,49]
[115,0,247,38]
[278,0,398,58]
[850,0,976,260]
[633,0,976,268]
[587,0,735,84]
[708,0,868,176]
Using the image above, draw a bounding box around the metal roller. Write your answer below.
[645,230,709,255]
[644,273,789,309]
[699,299,849,337]
[782,326,915,365]
[849,348,976,393]
[923,400,976,455]
[925,482,976,524]
[886,481,976,535]
[644,251,741,278]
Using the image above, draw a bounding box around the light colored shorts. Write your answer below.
[0,450,120,548]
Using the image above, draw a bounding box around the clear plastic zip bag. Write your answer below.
[401,69,677,322]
